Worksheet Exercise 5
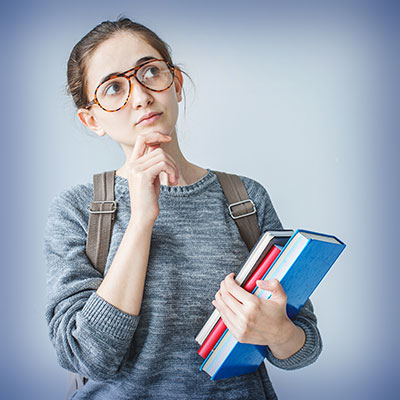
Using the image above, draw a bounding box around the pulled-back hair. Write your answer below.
[67,17,186,109]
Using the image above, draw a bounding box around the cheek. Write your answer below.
[163,84,180,107]
[114,106,132,122]
[170,100,179,122]
[165,92,179,122]
[97,111,132,137]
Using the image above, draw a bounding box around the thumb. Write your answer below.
[256,279,287,305]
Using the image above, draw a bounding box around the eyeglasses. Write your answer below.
[86,59,176,112]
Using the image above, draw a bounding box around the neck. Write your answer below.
[116,129,207,186]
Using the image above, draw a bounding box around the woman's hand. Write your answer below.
[212,273,305,358]
[127,131,179,226]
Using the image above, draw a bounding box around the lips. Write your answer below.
[136,112,163,125]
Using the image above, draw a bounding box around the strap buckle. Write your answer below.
[228,199,256,220]
[89,201,117,214]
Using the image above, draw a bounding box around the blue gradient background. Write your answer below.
[1,1,399,399]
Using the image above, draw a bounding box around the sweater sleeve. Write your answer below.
[264,298,322,370]
[43,188,140,381]
[242,177,323,370]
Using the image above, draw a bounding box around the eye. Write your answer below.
[142,65,161,80]
[103,81,123,96]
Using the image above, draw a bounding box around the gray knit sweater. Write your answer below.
[44,169,322,400]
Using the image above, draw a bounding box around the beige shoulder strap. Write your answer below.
[85,170,117,275]
[213,171,260,251]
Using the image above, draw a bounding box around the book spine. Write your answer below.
[243,245,281,290]
[198,319,227,358]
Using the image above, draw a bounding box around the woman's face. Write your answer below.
[79,32,182,147]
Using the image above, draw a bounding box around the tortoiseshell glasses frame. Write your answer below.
[85,58,176,112]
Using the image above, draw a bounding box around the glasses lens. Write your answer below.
[137,60,173,91]
[97,77,130,111]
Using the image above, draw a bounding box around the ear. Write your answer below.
[174,67,183,102]
[77,108,106,137]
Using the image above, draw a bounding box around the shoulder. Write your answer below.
[237,174,270,198]
[56,181,93,203]
[236,173,277,212]
[47,180,94,223]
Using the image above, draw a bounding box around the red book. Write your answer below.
[197,245,282,359]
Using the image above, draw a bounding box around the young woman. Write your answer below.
[44,18,322,399]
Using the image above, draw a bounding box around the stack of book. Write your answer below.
[197,229,346,380]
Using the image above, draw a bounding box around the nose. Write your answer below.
[129,77,153,109]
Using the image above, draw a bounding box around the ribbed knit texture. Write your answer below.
[43,169,322,399]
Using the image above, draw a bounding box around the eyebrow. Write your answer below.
[99,56,157,85]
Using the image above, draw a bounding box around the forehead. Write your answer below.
[85,32,162,95]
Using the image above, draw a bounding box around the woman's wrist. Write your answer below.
[128,216,155,232]
[267,320,306,360]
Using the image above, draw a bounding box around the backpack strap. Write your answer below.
[86,170,117,275]
[213,171,260,251]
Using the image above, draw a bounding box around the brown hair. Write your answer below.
[67,17,190,110]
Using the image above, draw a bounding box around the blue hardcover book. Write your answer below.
[200,229,346,380]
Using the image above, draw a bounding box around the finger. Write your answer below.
[212,292,238,332]
[141,134,171,157]
[137,149,180,183]
[219,282,243,314]
[138,147,178,171]
[131,132,171,161]
[223,273,256,304]
[256,279,287,304]
[145,143,160,155]
[144,160,180,185]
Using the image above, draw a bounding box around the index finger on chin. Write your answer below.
[130,132,170,161]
